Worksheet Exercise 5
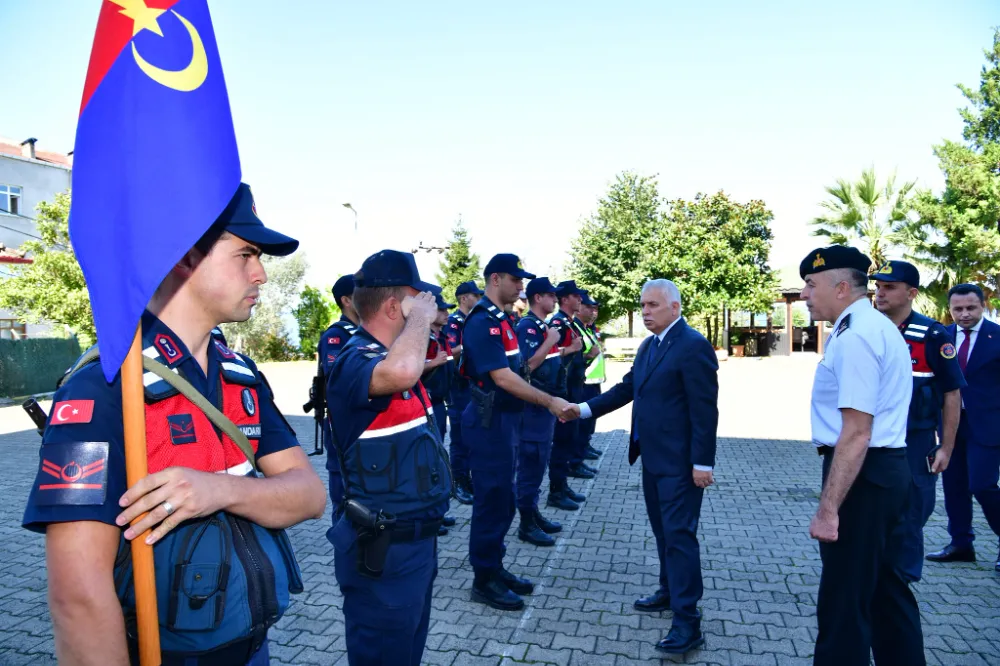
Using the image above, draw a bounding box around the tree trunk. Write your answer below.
[628,310,634,337]
[705,316,713,347]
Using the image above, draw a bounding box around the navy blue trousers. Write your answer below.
[549,419,577,486]
[574,383,601,463]
[448,388,471,479]
[517,405,556,511]
[941,412,1000,549]
[463,407,520,574]
[893,429,937,582]
[330,516,437,666]
[641,465,704,628]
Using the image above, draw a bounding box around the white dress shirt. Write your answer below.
[577,318,712,471]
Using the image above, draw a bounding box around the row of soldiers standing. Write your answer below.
[311,250,606,663]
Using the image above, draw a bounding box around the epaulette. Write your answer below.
[835,314,851,337]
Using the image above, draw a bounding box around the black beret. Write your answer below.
[799,245,872,279]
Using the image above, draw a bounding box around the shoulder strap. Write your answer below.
[63,348,257,472]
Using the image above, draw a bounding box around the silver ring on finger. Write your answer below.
[162,500,175,516]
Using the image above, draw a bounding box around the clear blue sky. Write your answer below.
[2,1,997,289]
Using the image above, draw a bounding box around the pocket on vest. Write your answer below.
[358,440,398,494]
[167,515,232,633]
[413,433,447,500]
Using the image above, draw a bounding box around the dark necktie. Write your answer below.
[646,336,661,372]
[958,328,972,374]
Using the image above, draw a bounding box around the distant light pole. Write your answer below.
[342,203,358,230]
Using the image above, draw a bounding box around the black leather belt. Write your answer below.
[391,519,443,543]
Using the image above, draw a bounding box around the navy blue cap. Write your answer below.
[332,274,355,304]
[526,277,557,298]
[581,290,598,307]
[215,183,298,256]
[484,253,536,280]
[435,292,455,310]
[555,280,584,298]
[355,249,435,292]
[871,260,920,288]
[799,245,872,279]
[455,280,484,297]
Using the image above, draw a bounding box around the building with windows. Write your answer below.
[0,136,72,338]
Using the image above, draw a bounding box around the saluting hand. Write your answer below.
[809,509,839,543]
[402,291,437,321]
[116,467,225,545]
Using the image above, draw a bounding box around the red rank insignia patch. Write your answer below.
[50,400,95,425]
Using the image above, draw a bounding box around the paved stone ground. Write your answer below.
[0,359,998,665]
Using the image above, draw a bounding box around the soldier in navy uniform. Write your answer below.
[460,254,571,610]
[325,250,452,665]
[22,183,327,665]
[318,274,360,507]
[801,245,924,666]
[423,287,459,535]
[515,277,565,547]
[872,260,965,582]
[547,281,586,511]
[446,281,483,505]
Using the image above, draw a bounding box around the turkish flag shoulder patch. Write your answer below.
[50,400,95,426]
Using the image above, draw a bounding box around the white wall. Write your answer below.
[0,154,71,250]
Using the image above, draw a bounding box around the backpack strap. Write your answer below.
[61,347,257,472]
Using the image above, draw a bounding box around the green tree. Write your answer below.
[651,192,778,346]
[294,285,336,358]
[221,254,306,361]
[904,29,1000,318]
[569,171,662,335]
[436,219,483,299]
[810,167,916,270]
[0,191,95,345]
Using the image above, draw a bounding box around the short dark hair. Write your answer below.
[352,271,407,321]
[948,283,985,304]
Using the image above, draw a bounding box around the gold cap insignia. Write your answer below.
[812,253,826,269]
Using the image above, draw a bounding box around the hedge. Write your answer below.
[0,337,82,398]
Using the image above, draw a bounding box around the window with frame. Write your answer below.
[0,185,22,215]
[0,319,26,340]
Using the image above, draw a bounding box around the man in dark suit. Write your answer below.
[927,283,1000,571]
[563,278,719,654]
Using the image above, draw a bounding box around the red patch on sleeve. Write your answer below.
[489,327,501,336]
[50,400,95,425]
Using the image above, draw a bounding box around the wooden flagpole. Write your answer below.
[121,324,161,665]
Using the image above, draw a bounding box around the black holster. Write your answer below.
[345,500,396,578]
[469,385,495,428]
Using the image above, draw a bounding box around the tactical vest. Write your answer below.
[340,340,452,519]
[520,312,562,394]
[100,337,303,659]
[462,298,526,410]
[901,313,944,431]
[582,325,606,384]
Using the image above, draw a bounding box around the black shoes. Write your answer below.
[453,475,474,505]
[584,447,600,460]
[442,514,456,527]
[587,445,603,456]
[634,588,671,612]
[655,624,704,654]
[471,577,524,611]
[568,463,596,479]
[546,490,580,511]
[564,484,586,503]
[534,509,562,534]
[518,511,555,547]
[926,544,976,563]
[496,568,535,595]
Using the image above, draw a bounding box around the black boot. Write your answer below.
[568,463,596,479]
[564,483,586,503]
[471,572,523,611]
[518,508,555,547]
[534,508,562,534]
[453,475,473,505]
[584,447,600,460]
[496,568,535,595]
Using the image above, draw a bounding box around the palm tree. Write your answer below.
[810,167,916,270]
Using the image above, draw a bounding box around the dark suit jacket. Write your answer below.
[587,318,719,475]
[949,318,1000,447]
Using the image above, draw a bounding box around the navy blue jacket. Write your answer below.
[948,318,1000,447]
[586,318,719,475]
